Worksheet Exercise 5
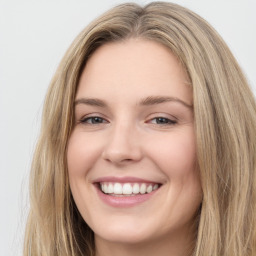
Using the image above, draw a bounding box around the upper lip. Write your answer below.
[92,176,163,184]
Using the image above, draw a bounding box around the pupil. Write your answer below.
[92,117,102,123]
[157,117,167,124]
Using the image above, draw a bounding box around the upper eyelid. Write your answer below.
[146,112,178,121]
[78,112,108,120]
[77,111,179,120]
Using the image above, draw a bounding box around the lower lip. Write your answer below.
[95,185,159,208]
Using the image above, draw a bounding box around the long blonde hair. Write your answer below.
[24,2,256,256]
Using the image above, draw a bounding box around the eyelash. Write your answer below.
[80,116,108,125]
[149,117,177,125]
[79,116,177,126]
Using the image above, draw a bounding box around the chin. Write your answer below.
[91,215,160,244]
[95,227,156,245]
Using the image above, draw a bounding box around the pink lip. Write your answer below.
[93,176,160,184]
[95,186,159,208]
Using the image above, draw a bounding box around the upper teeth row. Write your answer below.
[100,182,159,195]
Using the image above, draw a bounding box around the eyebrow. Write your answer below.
[74,98,107,107]
[74,96,193,109]
[139,96,193,109]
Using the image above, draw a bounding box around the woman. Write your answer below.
[24,2,256,256]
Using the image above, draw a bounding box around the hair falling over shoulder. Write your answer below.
[23,2,256,256]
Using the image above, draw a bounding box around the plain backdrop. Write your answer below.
[0,0,255,255]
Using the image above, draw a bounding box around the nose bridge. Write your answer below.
[102,118,142,163]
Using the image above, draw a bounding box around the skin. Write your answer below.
[67,39,202,256]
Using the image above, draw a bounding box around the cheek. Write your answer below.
[67,130,102,177]
[147,128,197,178]
[148,129,201,220]
[67,130,104,219]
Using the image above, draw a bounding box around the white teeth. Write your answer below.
[122,183,133,195]
[108,183,114,193]
[153,184,159,191]
[146,185,152,193]
[132,183,140,194]
[100,182,160,195]
[103,183,108,193]
[113,183,123,194]
[140,183,146,194]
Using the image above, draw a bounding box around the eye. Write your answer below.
[80,116,108,125]
[149,117,177,125]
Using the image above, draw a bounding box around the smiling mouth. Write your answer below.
[93,178,162,207]
[97,182,161,196]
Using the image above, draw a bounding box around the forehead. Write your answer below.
[77,39,192,105]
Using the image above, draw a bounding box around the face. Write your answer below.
[67,39,202,247]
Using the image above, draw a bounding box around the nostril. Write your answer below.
[102,150,140,164]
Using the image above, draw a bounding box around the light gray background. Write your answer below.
[0,0,255,255]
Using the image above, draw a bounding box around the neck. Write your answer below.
[95,226,196,256]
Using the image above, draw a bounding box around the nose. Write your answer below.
[102,123,143,165]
